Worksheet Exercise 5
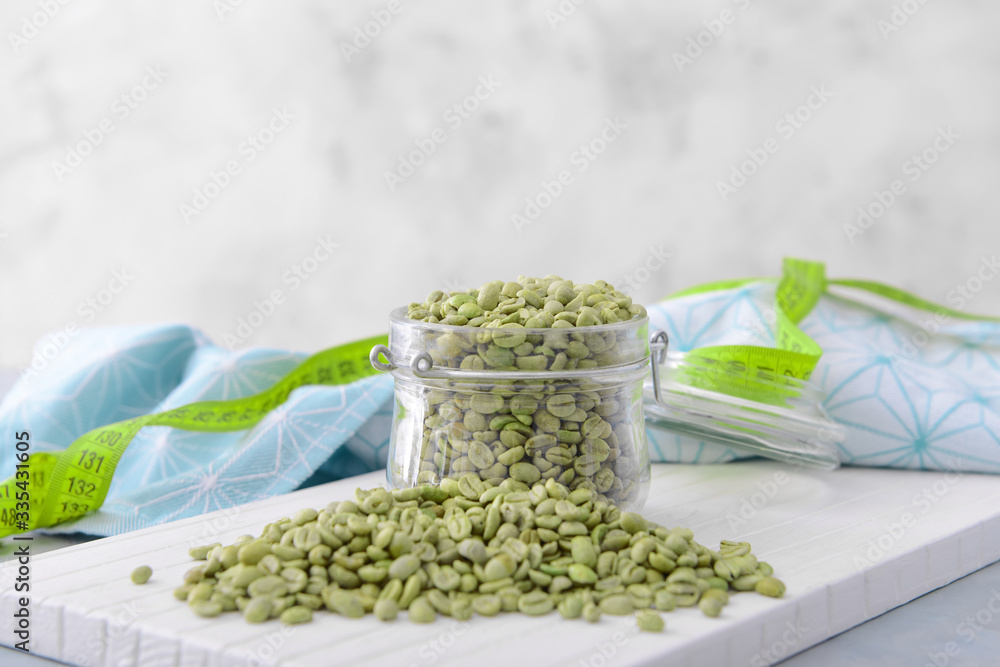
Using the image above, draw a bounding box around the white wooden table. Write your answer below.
[2,460,999,666]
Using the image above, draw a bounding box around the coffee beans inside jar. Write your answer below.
[385,277,653,511]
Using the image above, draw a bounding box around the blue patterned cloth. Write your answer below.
[0,325,394,535]
[1,283,998,536]
[646,283,1000,471]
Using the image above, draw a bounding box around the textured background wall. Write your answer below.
[2,0,998,368]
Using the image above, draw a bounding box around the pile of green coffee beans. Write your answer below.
[174,481,784,631]
[398,277,650,508]
[407,276,647,329]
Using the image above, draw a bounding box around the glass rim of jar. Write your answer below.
[374,307,656,381]
[388,306,650,336]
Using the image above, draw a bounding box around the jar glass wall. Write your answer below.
[379,307,652,512]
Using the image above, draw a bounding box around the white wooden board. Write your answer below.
[3,461,1000,667]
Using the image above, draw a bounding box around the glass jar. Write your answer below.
[370,307,657,512]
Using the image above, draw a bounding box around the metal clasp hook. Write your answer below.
[369,344,396,372]
[649,330,669,405]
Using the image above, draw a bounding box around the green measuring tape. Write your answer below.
[3,258,997,538]
[667,258,824,403]
[667,257,1000,403]
[0,334,387,539]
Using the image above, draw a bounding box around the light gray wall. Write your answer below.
[2,0,998,368]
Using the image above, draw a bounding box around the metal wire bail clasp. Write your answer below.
[369,344,396,373]
[649,330,669,405]
[370,345,437,376]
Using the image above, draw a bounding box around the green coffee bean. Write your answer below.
[713,559,736,581]
[280,605,313,625]
[208,594,238,615]
[243,596,273,623]
[755,576,786,598]
[598,594,633,616]
[568,563,599,585]
[467,442,495,469]
[653,590,676,611]
[477,282,502,311]
[270,597,294,618]
[451,596,474,621]
[601,529,631,552]
[296,593,323,610]
[408,596,437,624]
[510,462,542,485]
[324,589,366,618]
[558,594,584,619]
[130,566,152,585]
[630,538,657,565]
[583,601,601,623]
[240,572,278,595]
[388,555,421,580]
[571,536,598,569]
[188,544,220,561]
[237,541,271,566]
[426,589,452,616]
[397,574,423,609]
[484,553,517,581]
[267,544,301,561]
[619,512,647,534]
[518,590,554,616]
[472,595,502,616]
[648,552,675,573]
[635,610,664,632]
[187,582,213,604]
[702,588,729,605]
[478,575,514,594]
[374,598,399,621]
[706,576,729,591]
[191,600,223,618]
[667,568,698,585]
